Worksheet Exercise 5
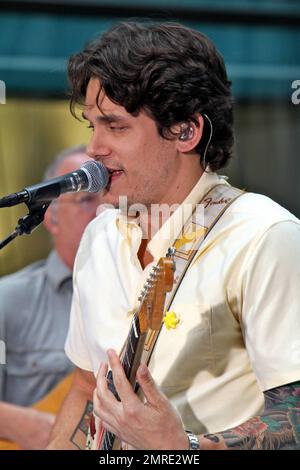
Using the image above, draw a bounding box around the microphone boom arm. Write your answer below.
[0,200,50,250]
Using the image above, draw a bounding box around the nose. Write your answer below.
[87,130,112,161]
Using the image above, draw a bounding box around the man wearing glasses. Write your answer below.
[0,145,101,449]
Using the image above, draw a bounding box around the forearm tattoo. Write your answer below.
[70,400,94,450]
[204,381,300,450]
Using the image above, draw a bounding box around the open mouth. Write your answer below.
[106,168,124,185]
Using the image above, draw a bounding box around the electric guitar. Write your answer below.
[94,254,175,450]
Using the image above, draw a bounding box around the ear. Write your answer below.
[175,114,204,153]
[43,205,59,236]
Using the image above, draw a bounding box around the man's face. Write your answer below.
[46,153,100,269]
[84,78,182,209]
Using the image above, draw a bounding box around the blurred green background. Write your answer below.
[0,0,300,276]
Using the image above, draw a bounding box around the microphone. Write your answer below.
[0,160,109,208]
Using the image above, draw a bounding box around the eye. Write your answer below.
[109,125,127,131]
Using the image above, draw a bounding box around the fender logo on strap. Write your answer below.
[202,196,231,209]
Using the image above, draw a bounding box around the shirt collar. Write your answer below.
[46,250,72,290]
[116,170,228,261]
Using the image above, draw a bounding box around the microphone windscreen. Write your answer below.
[81,160,109,192]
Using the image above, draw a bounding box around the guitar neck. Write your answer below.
[101,314,147,450]
[122,314,148,385]
[99,255,175,451]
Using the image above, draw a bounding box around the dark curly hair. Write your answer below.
[68,21,234,171]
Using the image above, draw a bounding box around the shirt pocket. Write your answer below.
[4,349,73,405]
[150,303,214,391]
[6,349,72,377]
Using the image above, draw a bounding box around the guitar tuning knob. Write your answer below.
[166,246,176,258]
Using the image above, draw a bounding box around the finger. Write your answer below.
[96,362,111,400]
[96,361,108,390]
[96,361,107,378]
[93,388,120,431]
[96,361,118,399]
[136,363,166,407]
[107,349,140,407]
[95,362,122,414]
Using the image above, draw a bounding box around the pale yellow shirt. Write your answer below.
[65,171,300,434]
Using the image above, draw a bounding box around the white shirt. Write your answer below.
[65,171,300,433]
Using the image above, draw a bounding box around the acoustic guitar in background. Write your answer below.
[0,372,74,450]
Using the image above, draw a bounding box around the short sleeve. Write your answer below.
[241,220,300,391]
[64,277,93,372]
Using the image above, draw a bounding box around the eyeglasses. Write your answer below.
[53,194,100,212]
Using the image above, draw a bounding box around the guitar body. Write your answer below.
[0,371,74,450]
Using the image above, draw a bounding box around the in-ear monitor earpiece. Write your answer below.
[179,125,194,141]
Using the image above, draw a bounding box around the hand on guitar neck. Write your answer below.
[93,349,188,450]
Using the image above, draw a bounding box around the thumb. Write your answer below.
[136,363,164,406]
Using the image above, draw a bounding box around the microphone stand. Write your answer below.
[0,201,50,250]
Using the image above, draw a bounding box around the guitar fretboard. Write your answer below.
[101,314,141,450]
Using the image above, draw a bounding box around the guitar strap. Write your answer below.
[141,182,245,366]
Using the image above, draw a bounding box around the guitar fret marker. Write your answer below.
[132,317,139,339]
